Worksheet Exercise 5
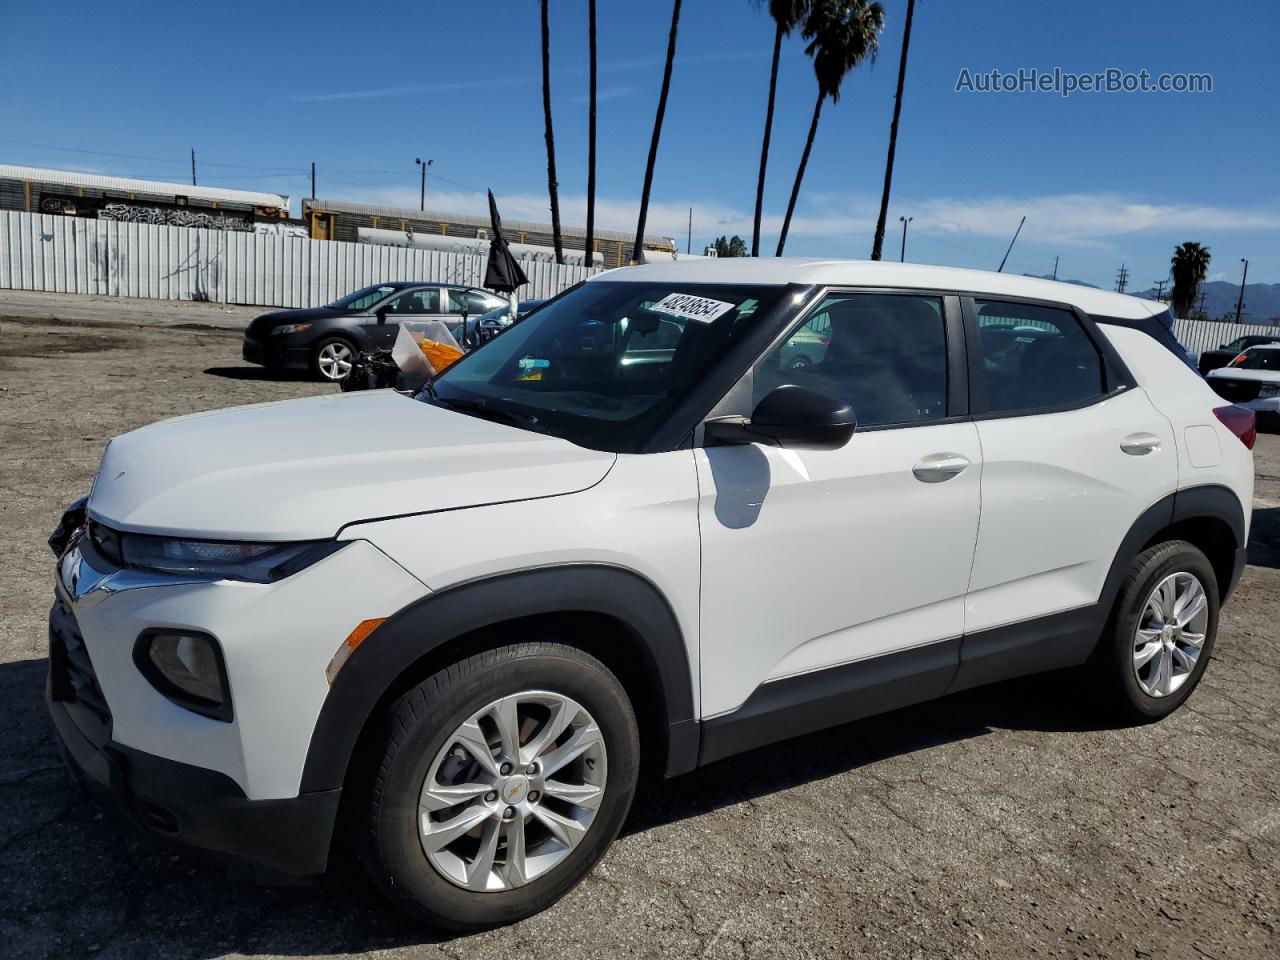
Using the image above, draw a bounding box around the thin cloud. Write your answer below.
[566,86,635,105]
[291,49,765,103]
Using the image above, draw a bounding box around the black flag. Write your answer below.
[483,190,529,293]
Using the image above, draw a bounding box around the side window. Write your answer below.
[384,288,440,315]
[755,293,948,428]
[975,300,1105,413]
[468,291,497,315]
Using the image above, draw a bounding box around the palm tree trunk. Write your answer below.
[633,0,682,264]
[870,0,915,261]
[776,91,823,257]
[584,0,598,271]
[752,23,784,258]
[540,0,564,265]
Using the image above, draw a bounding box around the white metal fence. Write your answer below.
[0,210,599,308]
[1172,317,1277,360]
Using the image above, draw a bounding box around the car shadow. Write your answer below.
[1247,505,1280,569]
[203,365,316,382]
[2,654,1110,957]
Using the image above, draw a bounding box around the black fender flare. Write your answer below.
[1097,484,1245,620]
[299,564,698,793]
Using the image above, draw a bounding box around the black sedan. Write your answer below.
[242,282,508,381]
[1198,334,1280,375]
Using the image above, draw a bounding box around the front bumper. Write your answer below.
[241,335,310,370]
[49,681,341,877]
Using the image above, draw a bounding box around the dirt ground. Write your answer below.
[1,293,1277,960]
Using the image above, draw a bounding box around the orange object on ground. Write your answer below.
[420,338,464,373]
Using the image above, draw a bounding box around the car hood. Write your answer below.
[88,392,616,541]
[247,307,351,336]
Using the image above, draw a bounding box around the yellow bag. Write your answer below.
[419,338,464,373]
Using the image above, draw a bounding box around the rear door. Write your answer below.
[962,297,1178,643]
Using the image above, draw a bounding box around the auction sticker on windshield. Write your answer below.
[650,293,736,324]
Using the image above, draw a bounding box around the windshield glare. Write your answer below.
[426,281,785,452]
[328,284,397,311]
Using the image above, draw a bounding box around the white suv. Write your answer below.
[47,260,1254,929]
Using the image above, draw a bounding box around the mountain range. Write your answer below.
[1024,275,1280,324]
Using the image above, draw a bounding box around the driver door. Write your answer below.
[366,287,440,348]
[696,291,981,721]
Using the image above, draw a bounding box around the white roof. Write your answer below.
[592,258,1165,320]
[0,164,289,209]
[1244,343,1280,351]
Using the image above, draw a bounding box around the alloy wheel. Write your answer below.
[317,342,354,380]
[1133,571,1209,697]
[419,691,607,892]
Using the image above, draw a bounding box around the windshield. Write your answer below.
[328,284,397,311]
[1236,349,1280,371]
[475,304,512,324]
[425,281,786,452]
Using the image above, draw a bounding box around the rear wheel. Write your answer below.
[358,643,639,930]
[312,336,356,382]
[1091,540,1218,721]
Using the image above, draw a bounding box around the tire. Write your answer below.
[311,336,357,382]
[1090,540,1219,722]
[358,642,639,930]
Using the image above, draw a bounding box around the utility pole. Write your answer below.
[1153,279,1167,302]
[898,215,912,262]
[1196,290,1208,317]
[1052,255,1059,281]
[190,148,197,186]
[1115,264,1129,293]
[415,157,431,212]
[996,215,1025,272]
[310,162,316,199]
[687,207,692,255]
[1236,258,1249,323]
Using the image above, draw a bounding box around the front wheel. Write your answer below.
[358,643,639,930]
[312,336,357,382]
[1091,540,1219,721]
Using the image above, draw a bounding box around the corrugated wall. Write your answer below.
[1171,317,1278,360]
[0,210,598,307]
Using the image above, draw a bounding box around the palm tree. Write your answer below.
[869,0,915,261]
[632,0,682,264]
[776,0,885,256]
[584,0,598,271]
[1171,242,1212,319]
[751,0,813,257]
[540,0,564,265]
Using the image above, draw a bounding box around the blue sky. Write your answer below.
[1,0,1276,292]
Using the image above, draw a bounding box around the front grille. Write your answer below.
[49,598,112,746]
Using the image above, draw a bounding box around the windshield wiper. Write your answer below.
[430,394,551,435]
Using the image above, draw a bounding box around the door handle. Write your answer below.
[912,453,970,483]
[1121,432,1162,456]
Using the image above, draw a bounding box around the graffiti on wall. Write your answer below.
[98,203,254,232]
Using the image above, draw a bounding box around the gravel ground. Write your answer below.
[1,295,1277,960]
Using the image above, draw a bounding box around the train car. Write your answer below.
[355,226,605,267]
[304,197,675,267]
[0,164,289,231]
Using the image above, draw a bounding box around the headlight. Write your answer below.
[271,322,311,335]
[1259,384,1280,398]
[85,521,344,583]
[134,630,233,721]
[120,533,344,583]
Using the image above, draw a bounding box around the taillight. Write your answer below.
[1231,353,1249,366]
[1214,404,1257,450]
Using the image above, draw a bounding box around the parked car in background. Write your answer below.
[48,260,1253,930]
[1206,343,1280,426]
[242,282,508,381]
[1198,334,1280,375]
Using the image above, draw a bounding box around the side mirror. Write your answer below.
[704,385,856,451]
